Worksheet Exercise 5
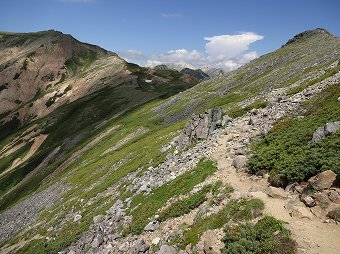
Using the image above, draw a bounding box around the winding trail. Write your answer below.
[212,132,340,254]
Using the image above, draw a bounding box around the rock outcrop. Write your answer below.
[308,170,337,190]
[311,121,340,143]
[177,107,224,150]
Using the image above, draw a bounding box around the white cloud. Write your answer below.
[119,32,264,71]
[204,32,263,59]
[150,49,204,63]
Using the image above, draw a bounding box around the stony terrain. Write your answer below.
[0,28,339,253]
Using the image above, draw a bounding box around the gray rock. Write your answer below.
[158,245,177,254]
[91,235,104,248]
[300,194,316,207]
[249,115,259,125]
[132,239,150,253]
[119,242,130,252]
[324,121,340,136]
[308,170,337,190]
[232,155,247,169]
[222,115,232,126]
[177,107,223,150]
[311,121,340,143]
[285,182,298,192]
[265,186,288,199]
[311,127,326,143]
[115,209,123,222]
[108,233,122,241]
[73,214,82,222]
[93,215,104,224]
[312,192,330,207]
[144,221,159,231]
[328,190,340,204]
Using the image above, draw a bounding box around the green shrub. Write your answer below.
[327,207,340,222]
[227,99,268,118]
[126,158,217,235]
[181,198,265,248]
[248,84,340,184]
[223,216,296,254]
[158,191,207,221]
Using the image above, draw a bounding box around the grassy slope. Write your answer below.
[0,30,339,252]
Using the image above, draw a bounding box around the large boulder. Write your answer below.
[311,121,340,143]
[177,107,223,150]
[144,221,159,232]
[308,170,337,190]
[232,155,247,169]
[157,245,177,254]
[300,194,316,207]
[265,186,288,199]
[132,239,149,253]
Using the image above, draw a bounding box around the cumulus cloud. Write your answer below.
[150,49,204,63]
[119,32,264,71]
[204,32,263,59]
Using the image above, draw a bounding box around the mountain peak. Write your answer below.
[283,28,334,47]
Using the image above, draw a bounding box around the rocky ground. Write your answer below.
[0,182,70,244]
[1,70,339,253]
[55,69,339,253]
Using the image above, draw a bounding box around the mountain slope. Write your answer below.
[0,30,200,212]
[0,30,198,139]
[0,28,339,254]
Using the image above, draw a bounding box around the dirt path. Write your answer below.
[212,120,340,254]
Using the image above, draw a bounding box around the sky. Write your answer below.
[1,0,339,70]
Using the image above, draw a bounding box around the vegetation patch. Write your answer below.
[248,84,340,185]
[126,158,217,235]
[65,49,97,74]
[223,216,296,254]
[0,142,32,175]
[227,98,268,118]
[158,181,226,222]
[180,198,264,248]
[287,66,340,95]
[327,207,340,222]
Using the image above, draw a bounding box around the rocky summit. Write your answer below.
[0,27,339,254]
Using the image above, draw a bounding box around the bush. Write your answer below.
[126,158,217,235]
[248,84,340,184]
[327,207,340,222]
[158,191,207,221]
[227,99,268,118]
[181,198,265,248]
[223,216,296,254]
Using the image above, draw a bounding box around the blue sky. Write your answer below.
[1,0,339,69]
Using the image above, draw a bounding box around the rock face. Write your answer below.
[177,107,223,150]
[311,121,340,143]
[308,170,337,190]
